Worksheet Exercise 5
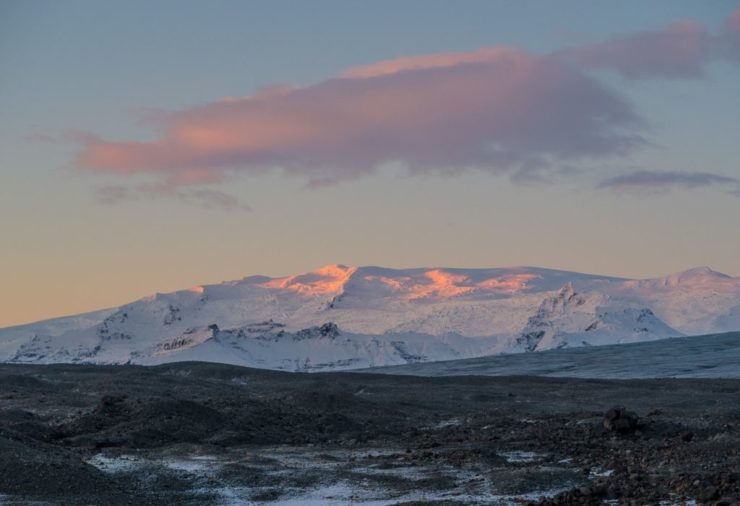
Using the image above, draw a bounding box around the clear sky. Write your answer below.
[2,0,739,327]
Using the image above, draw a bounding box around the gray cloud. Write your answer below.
[597,170,739,194]
[554,8,740,80]
[96,184,251,212]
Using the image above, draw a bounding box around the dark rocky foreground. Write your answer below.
[1,363,739,505]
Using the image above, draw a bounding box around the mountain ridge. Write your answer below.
[1,264,738,371]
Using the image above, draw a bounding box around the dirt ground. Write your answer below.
[1,362,739,505]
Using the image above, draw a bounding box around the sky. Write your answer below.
[1,0,740,327]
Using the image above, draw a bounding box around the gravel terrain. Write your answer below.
[1,362,739,504]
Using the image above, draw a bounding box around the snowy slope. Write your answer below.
[1,264,738,371]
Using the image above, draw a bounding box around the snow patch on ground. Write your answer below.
[501,451,543,463]
[83,446,581,505]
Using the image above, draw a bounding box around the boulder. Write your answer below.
[603,406,640,434]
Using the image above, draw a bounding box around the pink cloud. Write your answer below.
[77,47,643,188]
[339,47,527,78]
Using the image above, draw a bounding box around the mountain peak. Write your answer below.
[662,266,732,287]
[676,266,729,278]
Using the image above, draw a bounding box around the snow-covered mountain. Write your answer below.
[1,265,739,371]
